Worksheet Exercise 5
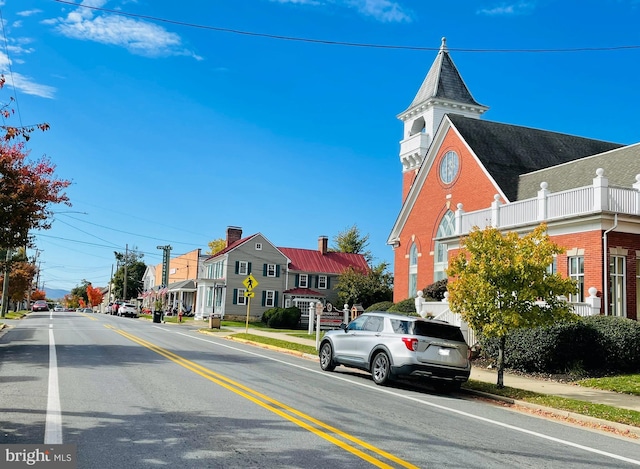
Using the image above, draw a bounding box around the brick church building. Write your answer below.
[387,38,640,320]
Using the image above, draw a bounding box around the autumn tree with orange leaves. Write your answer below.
[0,75,71,317]
[86,284,104,308]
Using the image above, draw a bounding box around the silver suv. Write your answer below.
[319,312,470,391]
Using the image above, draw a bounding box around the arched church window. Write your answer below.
[434,211,455,280]
[408,243,418,297]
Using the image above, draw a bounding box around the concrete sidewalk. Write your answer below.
[205,325,640,415]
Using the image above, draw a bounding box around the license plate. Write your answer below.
[438,348,450,356]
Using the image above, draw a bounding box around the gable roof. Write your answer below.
[278,247,369,274]
[448,114,623,201]
[205,234,260,260]
[517,143,640,199]
[403,38,485,113]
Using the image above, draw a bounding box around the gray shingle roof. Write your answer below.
[517,143,640,199]
[405,38,483,111]
[447,114,624,201]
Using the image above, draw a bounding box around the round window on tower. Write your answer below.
[439,151,459,184]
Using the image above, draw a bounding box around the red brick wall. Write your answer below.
[393,128,503,301]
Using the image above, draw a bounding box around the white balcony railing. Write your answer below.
[455,169,640,236]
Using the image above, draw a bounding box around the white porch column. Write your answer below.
[593,168,608,211]
[633,175,640,215]
[454,203,464,235]
[308,302,315,335]
[491,194,501,227]
[537,182,549,221]
[585,287,601,316]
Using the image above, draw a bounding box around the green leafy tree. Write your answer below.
[112,248,145,300]
[70,279,91,305]
[447,224,578,388]
[331,225,372,263]
[207,238,226,256]
[336,262,393,309]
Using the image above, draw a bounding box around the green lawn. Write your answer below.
[578,375,640,396]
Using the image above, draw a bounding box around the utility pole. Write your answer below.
[123,244,128,301]
[1,248,11,318]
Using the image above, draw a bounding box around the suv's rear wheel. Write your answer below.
[319,342,335,371]
[371,351,391,385]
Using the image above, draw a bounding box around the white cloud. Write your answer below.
[349,0,413,23]
[17,9,43,17]
[477,2,536,15]
[47,1,200,58]
[0,53,55,99]
[270,0,413,23]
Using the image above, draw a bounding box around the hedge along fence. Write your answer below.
[479,316,640,374]
[261,306,302,329]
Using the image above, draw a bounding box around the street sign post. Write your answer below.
[243,274,258,333]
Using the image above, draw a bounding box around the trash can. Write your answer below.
[153,311,162,324]
[209,314,221,329]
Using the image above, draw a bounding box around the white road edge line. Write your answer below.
[44,328,63,444]
[168,328,640,466]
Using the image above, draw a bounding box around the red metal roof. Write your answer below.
[279,247,369,274]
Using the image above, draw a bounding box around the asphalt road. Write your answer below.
[1,311,639,468]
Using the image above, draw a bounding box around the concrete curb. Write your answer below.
[461,388,640,439]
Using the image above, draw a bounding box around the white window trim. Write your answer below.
[238,261,248,276]
[267,264,276,277]
[237,288,247,305]
[299,274,309,288]
[318,275,327,289]
[265,290,275,307]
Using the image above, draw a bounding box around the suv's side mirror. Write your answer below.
[340,323,347,332]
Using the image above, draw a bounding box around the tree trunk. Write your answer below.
[496,335,506,388]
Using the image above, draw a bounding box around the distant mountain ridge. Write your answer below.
[45,288,70,300]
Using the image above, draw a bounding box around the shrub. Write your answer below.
[479,316,640,374]
[388,298,419,314]
[262,307,301,329]
[365,301,394,312]
[422,279,448,301]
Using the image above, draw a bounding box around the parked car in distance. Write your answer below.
[118,303,138,318]
[53,305,64,312]
[32,300,49,312]
[82,308,94,314]
[319,312,471,391]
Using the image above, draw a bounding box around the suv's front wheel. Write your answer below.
[371,351,391,385]
[319,342,336,371]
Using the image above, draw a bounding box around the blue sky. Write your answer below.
[3,0,640,293]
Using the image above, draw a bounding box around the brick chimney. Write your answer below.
[226,226,243,247]
[318,235,328,255]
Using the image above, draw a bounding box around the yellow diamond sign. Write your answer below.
[243,274,258,291]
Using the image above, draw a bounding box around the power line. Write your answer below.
[52,0,640,54]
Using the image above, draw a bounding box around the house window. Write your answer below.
[610,255,626,317]
[265,290,275,307]
[207,260,225,280]
[434,211,454,281]
[568,256,584,303]
[318,275,327,289]
[408,243,418,297]
[266,264,276,277]
[568,256,584,302]
[206,287,214,307]
[299,274,309,288]
[256,243,262,250]
[238,261,248,276]
[236,288,247,305]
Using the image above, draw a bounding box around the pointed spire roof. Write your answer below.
[403,37,485,113]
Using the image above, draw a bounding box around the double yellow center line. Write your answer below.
[106,325,418,468]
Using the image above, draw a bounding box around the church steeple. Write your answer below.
[397,38,488,179]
